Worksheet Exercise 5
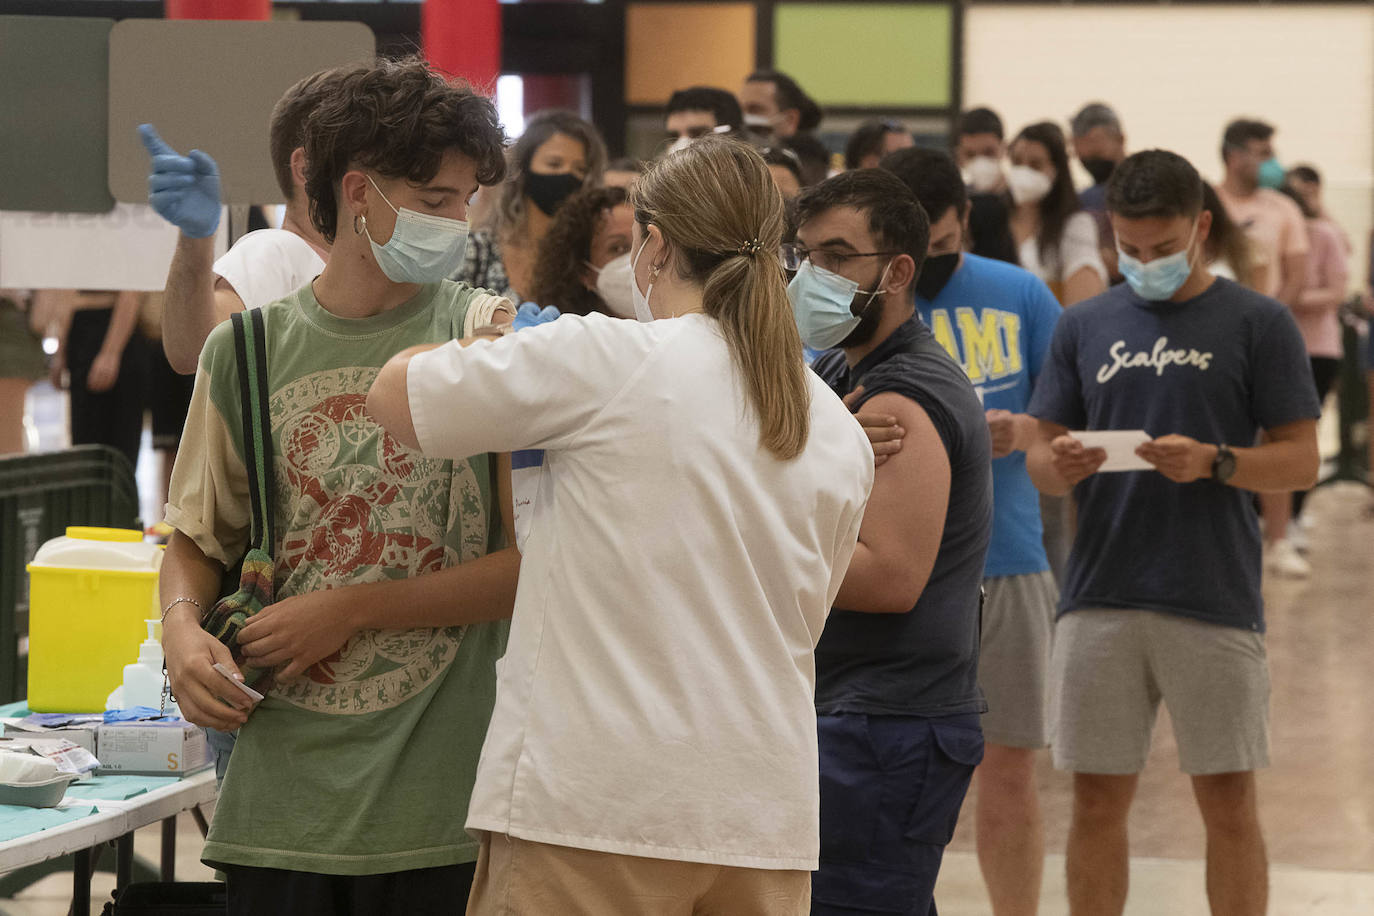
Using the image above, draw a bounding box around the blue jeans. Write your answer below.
[812,713,983,915]
[205,726,237,784]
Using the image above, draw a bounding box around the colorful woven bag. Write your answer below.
[200,308,275,688]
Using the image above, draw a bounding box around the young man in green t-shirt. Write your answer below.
[158,57,519,914]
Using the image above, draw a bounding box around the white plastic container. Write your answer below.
[119,620,167,710]
[26,527,163,712]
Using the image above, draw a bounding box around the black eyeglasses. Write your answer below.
[779,243,898,273]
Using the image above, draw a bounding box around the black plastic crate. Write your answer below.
[0,446,141,704]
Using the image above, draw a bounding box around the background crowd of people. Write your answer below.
[1,53,1371,916]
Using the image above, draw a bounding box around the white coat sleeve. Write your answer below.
[406,313,643,458]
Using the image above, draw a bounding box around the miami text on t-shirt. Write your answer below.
[927,307,1023,384]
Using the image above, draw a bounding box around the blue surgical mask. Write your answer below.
[1257,157,1286,190]
[787,260,890,350]
[363,175,469,284]
[1118,223,1198,301]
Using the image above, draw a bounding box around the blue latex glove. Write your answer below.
[511,302,560,332]
[138,123,222,239]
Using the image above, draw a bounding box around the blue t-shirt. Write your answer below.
[812,318,993,717]
[1027,277,1322,632]
[1078,183,1107,214]
[918,253,1062,578]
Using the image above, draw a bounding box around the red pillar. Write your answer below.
[165,0,270,20]
[424,0,502,91]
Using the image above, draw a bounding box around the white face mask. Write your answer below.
[743,113,783,135]
[589,253,636,318]
[630,235,657,322]
[964,156,1004,193]
[1007,165,1054,206]
[363,175,469,284]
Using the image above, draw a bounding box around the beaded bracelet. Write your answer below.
[160,596,204,622]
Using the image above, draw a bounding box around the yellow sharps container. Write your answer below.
[26,527,162,712]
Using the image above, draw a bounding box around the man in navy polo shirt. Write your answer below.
[1027,149,1320,916]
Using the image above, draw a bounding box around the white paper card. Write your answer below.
[1072,430,1153,473]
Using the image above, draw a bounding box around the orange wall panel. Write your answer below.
[626,3,756,106]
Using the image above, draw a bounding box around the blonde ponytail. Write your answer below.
[631,138,811,460]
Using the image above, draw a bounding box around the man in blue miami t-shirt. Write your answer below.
[1027,150,1320,916]
[884,147,1063,916]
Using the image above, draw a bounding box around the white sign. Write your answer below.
[0,203,227,291]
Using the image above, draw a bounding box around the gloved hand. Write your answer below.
[511,302,560,332]
[139,124,222,239]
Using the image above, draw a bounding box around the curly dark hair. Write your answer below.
[303,56,507,243]
[530,185,629,317]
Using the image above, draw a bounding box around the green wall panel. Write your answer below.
[774,3,951,108]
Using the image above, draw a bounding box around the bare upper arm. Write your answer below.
[212,282,246,325]
[857,392,952,608]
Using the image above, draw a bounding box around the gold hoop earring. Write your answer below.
[354,214,366,236]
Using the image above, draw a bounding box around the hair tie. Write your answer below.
[737,239,763,258]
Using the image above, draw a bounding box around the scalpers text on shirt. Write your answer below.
[1096,337,1214,384]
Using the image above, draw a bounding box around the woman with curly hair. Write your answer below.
[529,185,635,318]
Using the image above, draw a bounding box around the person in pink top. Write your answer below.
[1286,164,1352,255]
[1216,118,1312,577]
[1279,183,1349,537]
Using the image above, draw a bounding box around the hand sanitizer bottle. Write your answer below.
[122,620,166,710]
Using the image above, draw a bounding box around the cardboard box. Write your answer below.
[3,718,99,755]
[96,721,210,776]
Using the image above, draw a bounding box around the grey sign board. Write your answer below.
[0,16,117,213]
[108,19,375,207]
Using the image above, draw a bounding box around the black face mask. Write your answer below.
[525,171,583,216]
[915,252,960,301]
[1081,157,1116,186]
[836,261,892,350]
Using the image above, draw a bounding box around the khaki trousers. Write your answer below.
[465,832,810,916]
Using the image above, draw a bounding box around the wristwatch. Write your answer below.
[1211,443,1237,484]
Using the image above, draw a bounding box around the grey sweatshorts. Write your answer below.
[1050,609,1270,775]
[979,570,1058,748]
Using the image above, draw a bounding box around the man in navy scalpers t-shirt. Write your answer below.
[1027,150,1320,916]
[883,146,1064,916]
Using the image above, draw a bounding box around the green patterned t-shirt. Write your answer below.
[165,280,510,875]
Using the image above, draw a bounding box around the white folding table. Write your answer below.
[0,770,216,916]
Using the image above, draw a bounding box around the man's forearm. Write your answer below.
[1027,436,1071,496]
[162,235,222,374]
[341,547,521,631]
[1224,439,1320,493]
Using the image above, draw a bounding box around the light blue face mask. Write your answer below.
[1257,157,1286,190]
[787,260,890,350]
[363,175,469,284]
[1118,222,1198,301]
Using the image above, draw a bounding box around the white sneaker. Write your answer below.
[1288,523,1310,555]
[1266,539,1311,578]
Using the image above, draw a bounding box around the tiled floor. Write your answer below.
[8,387,1373,914]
